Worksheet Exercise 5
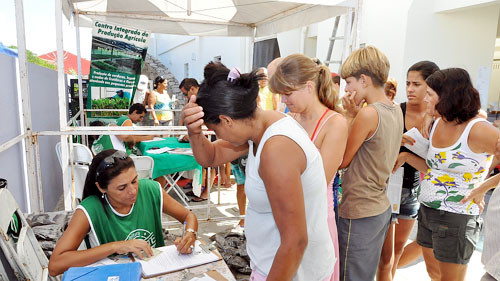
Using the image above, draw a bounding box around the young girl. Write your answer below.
[269,53,347,281]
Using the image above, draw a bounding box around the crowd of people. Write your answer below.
[47,45,500,281]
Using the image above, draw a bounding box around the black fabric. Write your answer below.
[400,102,421,190]
[252,38,280,69]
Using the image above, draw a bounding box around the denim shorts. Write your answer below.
[391,188,420,222]
[417,205,482,264]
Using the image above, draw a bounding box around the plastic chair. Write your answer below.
[130,155,154,179]
[0,189,56,281]
[55,143,93,201]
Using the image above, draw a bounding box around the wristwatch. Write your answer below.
[185,228,197,239]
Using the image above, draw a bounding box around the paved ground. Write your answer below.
[164,180,491,281]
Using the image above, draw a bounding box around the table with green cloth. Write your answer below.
[137,137,202,206]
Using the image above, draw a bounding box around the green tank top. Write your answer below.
[116,115,130,126]
[92,134,131,155]
[78,179,165,248]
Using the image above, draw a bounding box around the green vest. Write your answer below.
[92,134,131,155]
[116,115,130,126]
[78,179,165,248]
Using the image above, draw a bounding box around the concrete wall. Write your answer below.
[0,53,28,212]
[402,1,499,107]
[153,34,250,83]
[0,53,64,212]
[27,63,63,212]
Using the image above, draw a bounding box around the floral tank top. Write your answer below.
[418,118,493,215]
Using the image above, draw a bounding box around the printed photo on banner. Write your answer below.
[88,20,150,119]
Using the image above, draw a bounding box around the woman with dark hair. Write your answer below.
[183,62,334,280]
[148,76,173,126]
[378,60,440,281]
[395,68,499,281]
[48,150,198,276]
[269,53,347,281]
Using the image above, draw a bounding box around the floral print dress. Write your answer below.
[418,118,493,215]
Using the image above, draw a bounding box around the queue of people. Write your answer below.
[47,45,500,281]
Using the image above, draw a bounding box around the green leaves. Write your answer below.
[448,163,465,169]
[424,200,442,209]
[446,195,465,202]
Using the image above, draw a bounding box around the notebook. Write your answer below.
[138,240,221,278]
[62,262,142,281]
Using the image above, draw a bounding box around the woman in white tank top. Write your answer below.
[183,62,334,281]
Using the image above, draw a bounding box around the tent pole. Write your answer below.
[55,0,72,211]
[74,10,87,145]
[14,0,40,213]
[249,26,256,70]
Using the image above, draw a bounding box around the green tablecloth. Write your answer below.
[137,137,202,179]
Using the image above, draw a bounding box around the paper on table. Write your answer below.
[146,146,173,154]
[403,127,429,159]
[141,137,165,143]
[386,167,404,214]
[139,240,220,278]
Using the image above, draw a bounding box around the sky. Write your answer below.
[0,0,92,59]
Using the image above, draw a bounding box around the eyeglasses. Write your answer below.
[96,150,128,180]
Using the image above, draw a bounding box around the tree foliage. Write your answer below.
[8,46,57,70]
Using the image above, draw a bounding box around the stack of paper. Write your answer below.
[403,127,429,159]
[139,240,220,278]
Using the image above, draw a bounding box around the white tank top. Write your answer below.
[245,115,335,280]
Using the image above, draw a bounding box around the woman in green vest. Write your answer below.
[48,150,198,276]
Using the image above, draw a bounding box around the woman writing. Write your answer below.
[395,68,499,281]
[183,62,334,280]
[48,150,198,276]
[269,54,347,281]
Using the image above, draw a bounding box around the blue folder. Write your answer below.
[62,262,142,281]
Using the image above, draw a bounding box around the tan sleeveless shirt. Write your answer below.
[340,102,403,219]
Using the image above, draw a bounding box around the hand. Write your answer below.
[419,114,433,139]
[393,152,409,173]
[113,239,153,260]
[342,91,364,119]
[401,135,416,147]
[460,186,487,214]
[154,119,160,126]
[174,232,196,254]
[182,95,205,135]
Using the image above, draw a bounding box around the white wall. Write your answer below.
[402,1,499,107]
[489,38,500,107]
[153,34,249,83]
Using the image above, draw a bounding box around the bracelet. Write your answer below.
[185,228,197,239]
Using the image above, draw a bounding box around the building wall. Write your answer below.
[153,34,250,83]
[0,53,28,212]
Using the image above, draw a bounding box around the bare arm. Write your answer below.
[340,106,378,169]
[393,152,429,174]
[148,92,159,126]
[259,136,308,281]
[160,188,198,254]
[318,115,348,183]
[116,119,155,143]
[48,210,153,276]
[182,95,248,167]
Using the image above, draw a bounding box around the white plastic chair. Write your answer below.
[55,142,93,201]
[0,189,56,281]
[130,155,154,179]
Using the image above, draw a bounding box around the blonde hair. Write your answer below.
[340,46,390,88]
[268,54,342,113]
[384,77,397,101]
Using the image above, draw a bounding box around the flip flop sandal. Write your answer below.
[191,196,207,202]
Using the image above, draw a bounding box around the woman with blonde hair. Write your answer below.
[384,77,397,102]
[269,54,348,281]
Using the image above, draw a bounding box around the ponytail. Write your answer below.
[317,64,343,113]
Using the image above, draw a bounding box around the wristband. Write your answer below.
[185,228,197,239]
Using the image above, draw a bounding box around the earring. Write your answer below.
[101,193,105,199]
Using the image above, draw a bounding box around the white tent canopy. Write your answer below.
[63,0,354,37]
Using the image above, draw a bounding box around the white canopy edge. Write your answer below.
[63,0,354,37]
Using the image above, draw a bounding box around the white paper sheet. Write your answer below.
[403,127,429,159]
[139,241,220,278]
[146,146,173,154]
[141,137,166,143]
[387,167,404,214]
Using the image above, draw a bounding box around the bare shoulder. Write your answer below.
[469,119,500,154]
[260,135,306,172]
